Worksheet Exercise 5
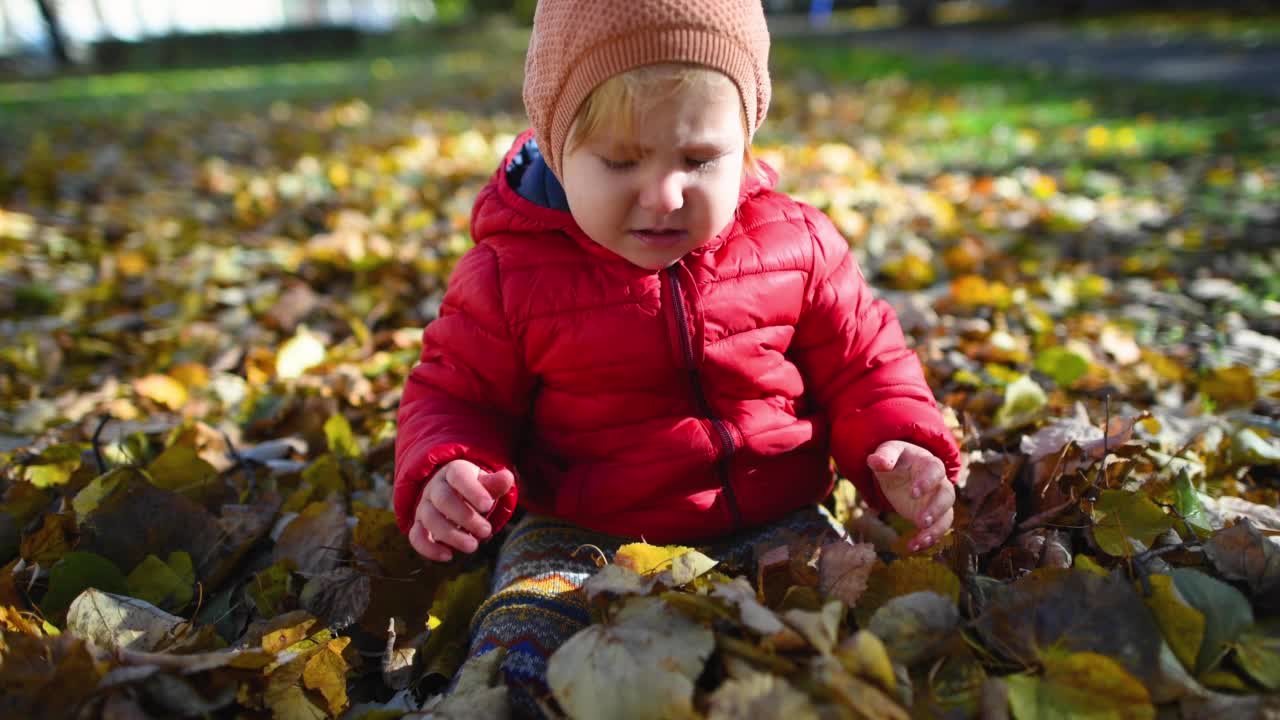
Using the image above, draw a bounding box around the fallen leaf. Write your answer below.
[1232,630,1280,690]
[300,566,371,630]
[994,375,1047,430]
[1090,489,1174,557]
[781,600,843,655]
[547,597,714,720]
[1203,519,1280,596]
[1141,573,1206,674]
[1006,649,1154,720]
[853,556,961,627]
[817,540,876,607]
[39,551,128,619]
[125,551,195,612]
[273,500,349,576]
[706,669,820,720]
[1169,568,1253,675]
[867,591,960,666]
[302,636,352,717]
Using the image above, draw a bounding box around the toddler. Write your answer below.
[394,0,963,715]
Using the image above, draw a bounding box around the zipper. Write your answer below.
[667,265,743,528]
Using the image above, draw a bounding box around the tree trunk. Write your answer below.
[34,0,72,67]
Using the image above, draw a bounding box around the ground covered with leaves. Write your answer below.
[1,23,1279,720]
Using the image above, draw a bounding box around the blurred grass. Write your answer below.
[1071,10,1280,47]
[2,20,1276,182]
[771,40,1279,167]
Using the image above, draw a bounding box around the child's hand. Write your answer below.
[868,440,955,553]
[409,460,515,562]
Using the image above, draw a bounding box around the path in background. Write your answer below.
[770,17,1280,99]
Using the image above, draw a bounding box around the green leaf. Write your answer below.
[126,551,195,612]
[1233,631,1280,690]
[324,413,361,460]
[146,444,220,503]
[1007,650,1154,720]
[994,375,1047,430]
[248,561,296,617]
[1171,568,1254,675]
[1090,489,1174,557]
[1172,471,1213,537]
[1034,347,1090,388]
[40,551,128,619]
[23,443,85,488]
[70,467,130,521]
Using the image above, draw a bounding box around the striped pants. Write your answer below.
[466,506,845,718]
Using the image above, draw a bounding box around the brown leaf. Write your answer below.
[300,566,371,630]
[961,483,1017,555]
[273,501,349,576]
[19,511,75,566]
[1203,518,1280,597]
[76,475,225,585]
[264,280,320,333]
[0,631,102,719]
[818,540,877,607]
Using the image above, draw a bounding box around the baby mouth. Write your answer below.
[631,228,689,248]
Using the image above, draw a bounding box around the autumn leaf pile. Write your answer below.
[2,27,1280,719]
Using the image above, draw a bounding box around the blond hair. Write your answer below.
[567,65,760,179]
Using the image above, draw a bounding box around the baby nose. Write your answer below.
[640,170,684,215]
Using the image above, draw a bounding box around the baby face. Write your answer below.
[560,71,747,270]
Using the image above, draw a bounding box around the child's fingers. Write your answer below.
[909,507,954,552]
[478,469,516,505]
[430,480,493,540]
[914,479,955,529]
[443,462,495,514]
[867,441,906,473]
[420,503,480,554]
[409,522,453,562]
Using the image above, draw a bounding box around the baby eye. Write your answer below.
[685,156,720,170]
[600,157,636,171]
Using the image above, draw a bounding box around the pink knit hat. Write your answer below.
[523,0,772,179]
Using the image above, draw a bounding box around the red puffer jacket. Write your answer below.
[394,130,961,543]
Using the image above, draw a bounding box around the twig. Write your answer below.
[220,429,255,492]
[1017,495,1078,532]
[91,414,111,474]
[717,635,799,674]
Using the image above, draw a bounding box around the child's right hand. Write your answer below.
[409,460,515,562]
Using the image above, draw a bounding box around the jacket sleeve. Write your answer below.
[393,243,532,537]
[791,204,962,511]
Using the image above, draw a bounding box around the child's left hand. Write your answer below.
[868,440,955,552]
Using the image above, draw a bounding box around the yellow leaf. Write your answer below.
[302,637,351,716]
[1141,574,1205,673]
[116,250,150,277]
[146,444,220,501]
[1031,174,1057,200]
[133,374,188,411]
[276,327,327,379]
[854,557,961,627]
[1007,650,1153,720]
[1200,366,1257,409]
[1085,125,1111,152]
[168,362,210,389]
[615,542,713,579]
[261,616,319,654]
[835,630,896,693]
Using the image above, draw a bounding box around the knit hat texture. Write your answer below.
[523,0,771,179]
